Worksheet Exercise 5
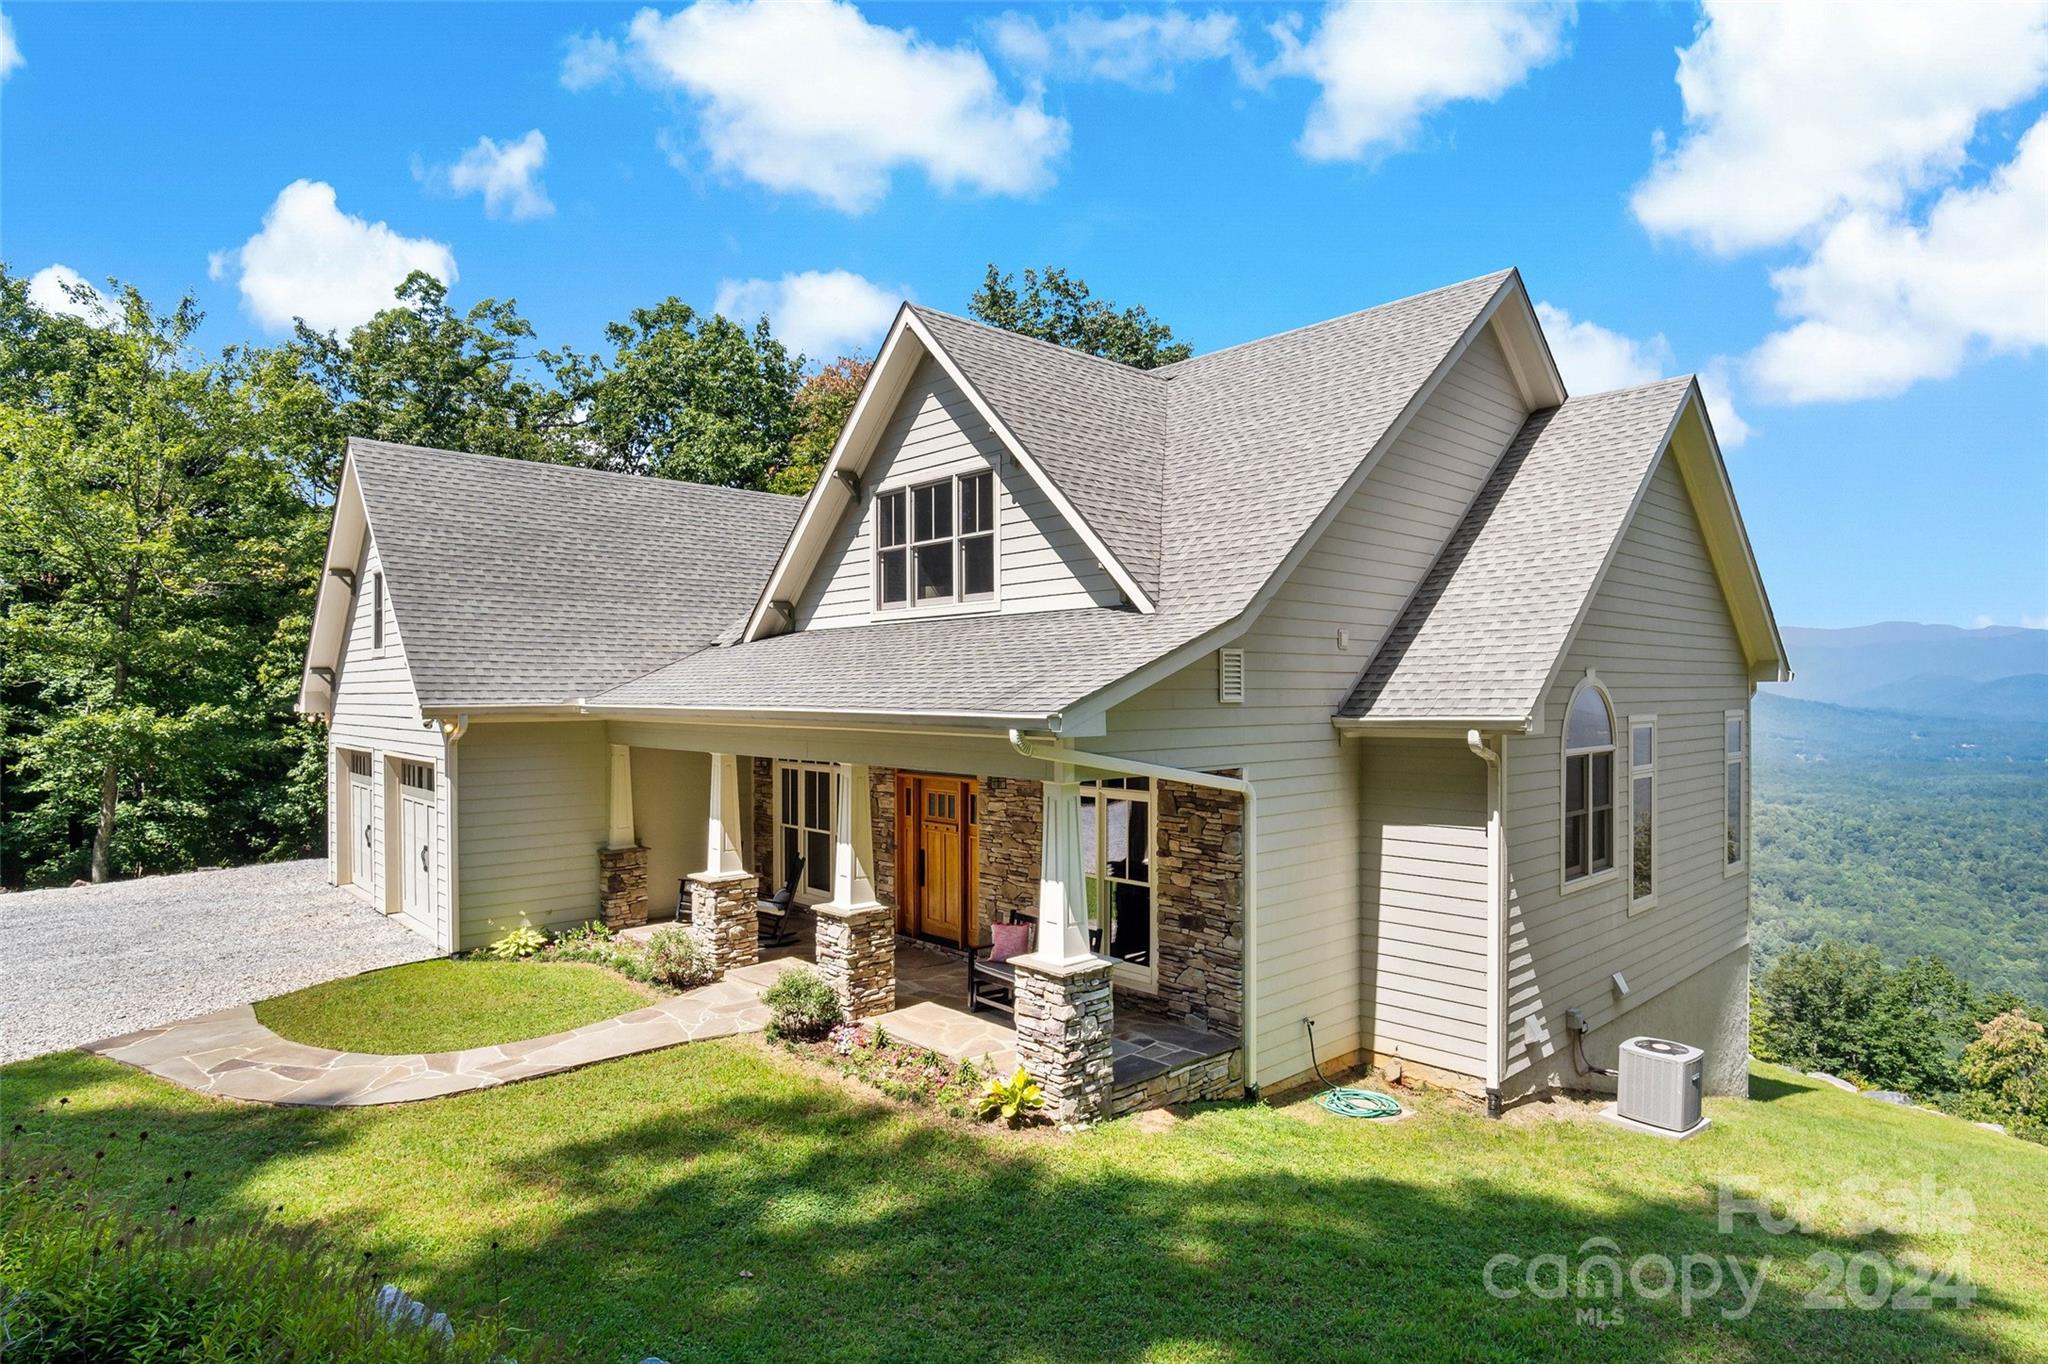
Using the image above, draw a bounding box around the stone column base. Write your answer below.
[1011,953,1116,1126]
[599,845,650,930]
[815,901,895,1020]
[688,869,759,973]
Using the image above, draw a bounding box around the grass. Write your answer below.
[5,1036,2044,1364]
[251,958,650,1054]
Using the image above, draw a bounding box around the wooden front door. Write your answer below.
[898,775,976,946]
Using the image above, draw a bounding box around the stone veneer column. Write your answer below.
[1012,955,1116,1125]
[688,871,759,972]
[815,903,895,1019]
[599,846,650,930]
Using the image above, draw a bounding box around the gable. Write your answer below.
[796,354,1125,628]
[327,527,430,743]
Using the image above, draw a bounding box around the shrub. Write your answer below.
[552,920,613,951]
[645,926,717,990]
[763,966,842,1040]
[0,1167,563,1361]
[489,926,548,960]
[978,1067,1046,1127]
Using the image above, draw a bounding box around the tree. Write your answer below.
[970,265,1192,369]
[279,272,581,495]
[770,355,873,496]
[1959,1010,2047,1133]
[0,273,323,883]
[571,300,802,487]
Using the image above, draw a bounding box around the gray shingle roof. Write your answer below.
[348,440,801,708]
[1338,378,1696,725]
[597,271,1514,721]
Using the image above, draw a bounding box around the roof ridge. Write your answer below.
[347,437,806,507]
[1559,374,1696,403]
[1153,268,1516,374]
[908,304,1174,381]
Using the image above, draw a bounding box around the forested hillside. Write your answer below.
[1752,692,2048,1006]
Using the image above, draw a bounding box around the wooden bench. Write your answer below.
[966,946,1017,1014]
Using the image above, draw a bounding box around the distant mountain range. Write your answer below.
[1772,622,2048,721]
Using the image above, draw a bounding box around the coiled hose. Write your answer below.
[1305,1018,1404,1119]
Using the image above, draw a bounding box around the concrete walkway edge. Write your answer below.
[84,958,801,1107]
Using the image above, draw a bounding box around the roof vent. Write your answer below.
[1218,648,1246,705]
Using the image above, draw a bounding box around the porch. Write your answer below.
[600,740,1246,1123]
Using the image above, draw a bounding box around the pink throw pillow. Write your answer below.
[990,921,1031,963]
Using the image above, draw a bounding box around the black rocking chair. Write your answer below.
[756,858,805,948]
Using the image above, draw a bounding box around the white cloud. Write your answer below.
[713,269,902,361]
[1535,301,1751,449]
[2022,612,2048,630]
[212,180,457,334]
[988,8,1241,90]
[1632,1,2048,255]
[427,130,554,220]
[1268,0,1571,161]
[1746,116,2048,404]
[611,0,1067,213]
[560,32,620,90]
[1972,613,1998,630]
[1,11,23,80]
[27,265,115,323]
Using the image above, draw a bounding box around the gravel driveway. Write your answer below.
[0,860,438,1064]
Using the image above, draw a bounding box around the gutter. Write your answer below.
[1009,729,1261,1096]
[1467,729,1506,1119]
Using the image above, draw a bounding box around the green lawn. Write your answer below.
[252,958,650,1053]
[5,1034,2043,1363]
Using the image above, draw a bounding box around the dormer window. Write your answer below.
[875,470,995,610]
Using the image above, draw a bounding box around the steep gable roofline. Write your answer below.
[1058,268,1540,728]
[297,450,371,717]
[741,305,1158,642]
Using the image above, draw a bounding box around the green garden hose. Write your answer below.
[1304,1018,1404,1119]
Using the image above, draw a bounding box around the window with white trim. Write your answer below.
[1562,678,1615,885]
[1725,711,1747,870]
[874,470,996,610]
[371,571,386,653]
[1629,717,1656,909]
[1079,777,1155,983]
[775,761,837,901]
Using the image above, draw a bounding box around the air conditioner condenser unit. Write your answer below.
[1613,1036,1706,1136]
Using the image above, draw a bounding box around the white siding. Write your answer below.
[1360,739,1491,1077]
[1100,326,1530,1086]
[797,355,1123,628]
[455,720,610,950]
[326,533,451,950]
[1499,451,1751,1096]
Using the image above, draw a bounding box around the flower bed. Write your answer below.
[785,1022,989,1120]
[487,921,716,994]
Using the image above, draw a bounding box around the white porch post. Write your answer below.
[599,744,649,929]
[815,762,894,1019]
[1012,761,1115,1125]
[687,752,758,971]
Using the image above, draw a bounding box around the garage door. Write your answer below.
[397,761,436,925]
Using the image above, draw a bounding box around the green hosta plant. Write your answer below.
[978,1067,1045,1127]
[489,926,548,960]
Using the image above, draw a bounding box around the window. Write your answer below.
[371,571,385,653]
[1079,777,1154,984]
[1725,710,1747,871]
[1629,717,1656,910]
[874,471,995,610]
[1562,678,1615,885]
[398,761,434,793]
[776,761,837,900]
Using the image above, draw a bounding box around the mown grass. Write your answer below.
[4,1041,2042,1362]
[252,958,650,1054]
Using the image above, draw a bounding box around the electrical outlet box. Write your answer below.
[1565,1007,1586,1034]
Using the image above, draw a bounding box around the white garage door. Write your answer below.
[397,761,436,925]
[344,751,374,896]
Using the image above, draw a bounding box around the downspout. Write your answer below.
[432,713,469,955]
[1467,729,1505,1119]
[1010,728,1260,1095]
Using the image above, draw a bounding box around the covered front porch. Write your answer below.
[599,734,1245,1123]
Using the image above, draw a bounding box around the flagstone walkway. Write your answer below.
[84,958,801,1107]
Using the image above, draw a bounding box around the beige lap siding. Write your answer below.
[1500,452,1752,1097]
[796,354,1124,628]
[325,533,450,949]
[1101,326,1530,1088]
[454,721,609,950]
[1359,739,1491,1082]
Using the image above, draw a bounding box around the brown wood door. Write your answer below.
[899,775,976,946]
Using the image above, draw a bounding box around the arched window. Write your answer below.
[1562,676,1615,884]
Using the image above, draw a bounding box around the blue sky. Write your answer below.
[4,1,2045,631]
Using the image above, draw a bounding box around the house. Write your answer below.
[296,268,1788,1123]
